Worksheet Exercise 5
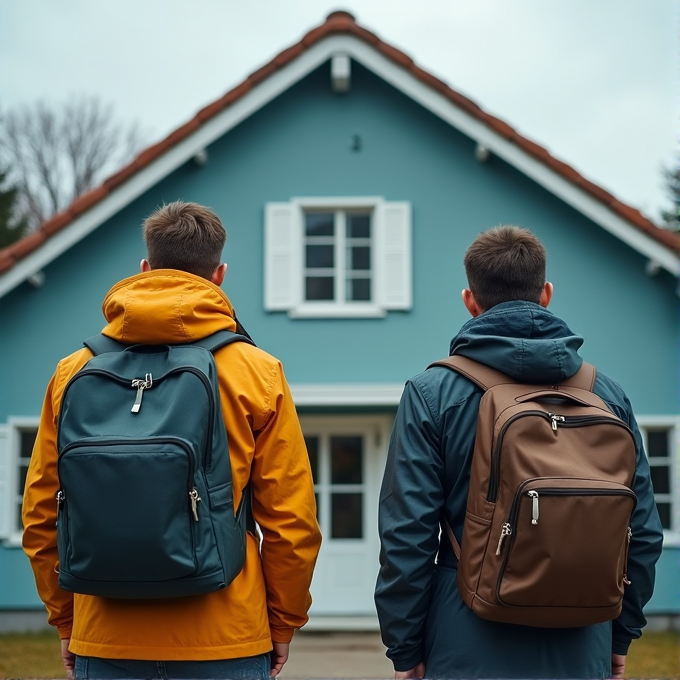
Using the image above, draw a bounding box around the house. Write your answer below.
[0,11,678,633]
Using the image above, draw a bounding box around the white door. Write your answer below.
[301,415,391,616]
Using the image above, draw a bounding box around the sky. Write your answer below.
[0,0,677,221]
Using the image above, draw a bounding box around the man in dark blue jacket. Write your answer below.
[375,226,663,679]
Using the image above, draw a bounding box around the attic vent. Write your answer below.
[331,54,351,93]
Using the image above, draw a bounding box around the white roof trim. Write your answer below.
[290,383,404,406]
[1,32,678,299]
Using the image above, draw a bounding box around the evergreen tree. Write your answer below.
[0,167,28,248]
[661,166,680,232]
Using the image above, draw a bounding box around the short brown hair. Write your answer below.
[463,226,546,311]
[143,202,226,280]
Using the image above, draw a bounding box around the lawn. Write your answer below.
[0,629,678,679]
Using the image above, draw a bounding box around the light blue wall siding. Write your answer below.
[0,547,43,607]
[1,62,677,414]
[1,60,677,611]
[645,547,680,613]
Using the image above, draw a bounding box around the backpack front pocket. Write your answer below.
[496,478,636,609]
[58,437,199,584]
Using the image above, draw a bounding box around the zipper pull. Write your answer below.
[189,488,201,521]
[622,527,633,585]
[496,522,512,555]
[548,412,565,432]
[131,373,153,413]
[55,490,64,525]
[528,490,539,524]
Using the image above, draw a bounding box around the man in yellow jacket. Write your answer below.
[22,201,322,680]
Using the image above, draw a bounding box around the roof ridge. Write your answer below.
[1,11,678,276]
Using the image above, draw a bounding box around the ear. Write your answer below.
[140,259,151,273]
[539,282,553,308]
[462,289,484,318]
[211,263,227,286]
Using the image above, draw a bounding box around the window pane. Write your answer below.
[306,277,334,300]
[331,493,363,538]
[347,278,371,301]
[331,436,362,484]
[347,246,370,270]
[306,244,334,268]
[650,465,670,494]
[347,214,370,238]
[18,463,29,498]
[647,430,669,458]
[655,502,671,530]
[20,430,37,457]
[305,436,319,483]
[306,213,334,236]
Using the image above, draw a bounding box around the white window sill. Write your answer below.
[288,304,387,319]
[1,534,23,549]
[662,531,680,547]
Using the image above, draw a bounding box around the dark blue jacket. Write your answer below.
[375,301,664,679]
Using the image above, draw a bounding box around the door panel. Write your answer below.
[301,416,390,616]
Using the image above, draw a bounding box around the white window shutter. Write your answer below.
[0,424,11,539]
[376,201,412,310]
[264,202,298,310]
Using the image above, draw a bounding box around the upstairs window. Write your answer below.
[264,197,411,318]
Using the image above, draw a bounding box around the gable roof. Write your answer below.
[1,10,679,298]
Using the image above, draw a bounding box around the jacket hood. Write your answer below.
[101,269,237,344]
[449,301,584,383]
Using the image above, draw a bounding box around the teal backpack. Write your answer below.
[56,330,253,599]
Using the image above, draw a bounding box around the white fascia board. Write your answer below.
[337,37,680,277]
[290,383,404,406]
[3,32,677,300]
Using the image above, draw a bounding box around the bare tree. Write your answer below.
[0,96,145,230]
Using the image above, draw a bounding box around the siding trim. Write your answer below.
[290,383,404,406]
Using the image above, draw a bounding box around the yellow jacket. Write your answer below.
[23,270,321,660]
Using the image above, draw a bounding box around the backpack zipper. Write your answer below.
[60,365,217,469]
[58,436,201,520]
[495,480,637,555]
[495,484,637,601]
[487,413,634,502]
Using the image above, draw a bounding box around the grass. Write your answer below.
[0,629,64,679]
[626,631,680,679]
[0,629,677,679]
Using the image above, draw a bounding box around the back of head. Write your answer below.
[464,226,546,311]
[143,202,226,280]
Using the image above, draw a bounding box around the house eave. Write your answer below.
[1,31,679,299]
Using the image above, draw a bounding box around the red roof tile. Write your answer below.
[1,9,678,280]
[4,230,47,259]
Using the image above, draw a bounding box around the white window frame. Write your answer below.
[264,196,412,318]
[637,416,680,546]
[0,417,40,547]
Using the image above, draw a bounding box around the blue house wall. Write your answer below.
[1,60,677,615]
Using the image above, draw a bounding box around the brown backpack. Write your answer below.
[429,355,637,628]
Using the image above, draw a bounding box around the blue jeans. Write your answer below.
[73,653,270,679]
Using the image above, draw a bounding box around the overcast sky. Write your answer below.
[1,0,677,220]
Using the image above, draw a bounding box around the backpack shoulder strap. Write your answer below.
[427,355,513,391]
[428,356,597,393]
[84,329,256,357]
[560,361,597,391]
[192,329,256,353]
[83,334,129,356]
